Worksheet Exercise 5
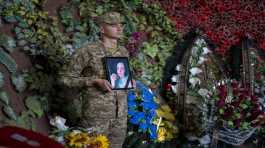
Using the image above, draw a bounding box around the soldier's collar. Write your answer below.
[98,40,120,55]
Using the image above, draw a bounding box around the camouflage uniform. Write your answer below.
[59,12,128,148]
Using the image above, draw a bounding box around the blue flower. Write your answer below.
[140,101,158,110]
[139,121,148,132]
[128,101,137,108]
[136,81,148,90]
[128,109,137,116]
[141,89,154,102]
[129,112,145,125]
[149,124,157,139]
[128,91,136,101]
[147,109,157,117]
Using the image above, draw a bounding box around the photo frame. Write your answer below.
[104,57,133,90]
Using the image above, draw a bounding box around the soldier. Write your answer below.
[59,12,130,148]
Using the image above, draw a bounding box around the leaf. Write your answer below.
[11,73,26,92]
[0,72,4,87]
[219,108,224,114]
[0,91,9,105]
[18,20,29,28]
[73,32,89,49]
[4,16,17,23]
[16,111,32,129]
[0,34,16,53]
[228,120,234,127]
[241,122,250,130]
[240,103,248,109]
[123,14,136,35]
[143,43,159,58]
[25,96,43,118]
[3,106,17,121]
[0,48,17,73]
[17,40,27,47]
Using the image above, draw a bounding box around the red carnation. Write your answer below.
[164,83,172,91]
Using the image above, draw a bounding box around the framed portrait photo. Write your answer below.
[104,57,133,90]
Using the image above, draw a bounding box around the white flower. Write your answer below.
[56,136,65,144]
[175,65,181,71]
[86,127,94,134]
[189,77,201,87]
[189,67,202,76]
[202,47,211,55]
[195,38,206,46]
[171,75,179,82]
[199,134,211,145]
[198,57,207,64]
[191,47,197,55]
[198,88,210,97]
[171,85,177,94]
[50,116,68,131]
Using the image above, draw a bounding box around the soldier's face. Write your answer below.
[101,23,123,39]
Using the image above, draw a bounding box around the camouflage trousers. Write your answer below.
[80,88,128,148]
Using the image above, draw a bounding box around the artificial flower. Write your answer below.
[198,57,206,64]
[216,81,264,129]
[139,121,148,132]
[156,108,175,121]
[90,135,109,148]
[175,64,181,71]
[189,67,202,76]
[202,47,211,55]
[198,88,210,97]
[171,75,178,82]
[164,83,172,91]
[128,91,136,101]
[141,89,154,102]
[128,101,137,108]
[128,81,178,141]
[189,77,201,87]
[65,132,90,148]
[157,127,166,142]
[50,116,68,131]
[130,111,145,124]
[140,101,158,110]
[171,85,177,94]
[149,124,157,139]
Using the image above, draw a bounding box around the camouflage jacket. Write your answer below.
[59,40,129,135]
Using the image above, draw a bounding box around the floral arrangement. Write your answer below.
[49,116,109,148]
[127,81,178,142]
[163,37,223,147]
[216,80,264,130]
[147,0,265,55]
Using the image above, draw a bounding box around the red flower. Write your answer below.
[259,40,265,50]
[223,107,233,119]
[154,0,265,55]
[231,100,240,107]
[217,99,225,108]
[250,95,258,102]
[164,83,172,91]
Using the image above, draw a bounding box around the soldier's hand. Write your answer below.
[93,79,112,92]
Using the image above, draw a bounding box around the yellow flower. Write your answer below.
[91,135,110,148]
[161,105,172,113]
[156,108,175,121]
[65,132,91,148]
[157,127,166,142]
